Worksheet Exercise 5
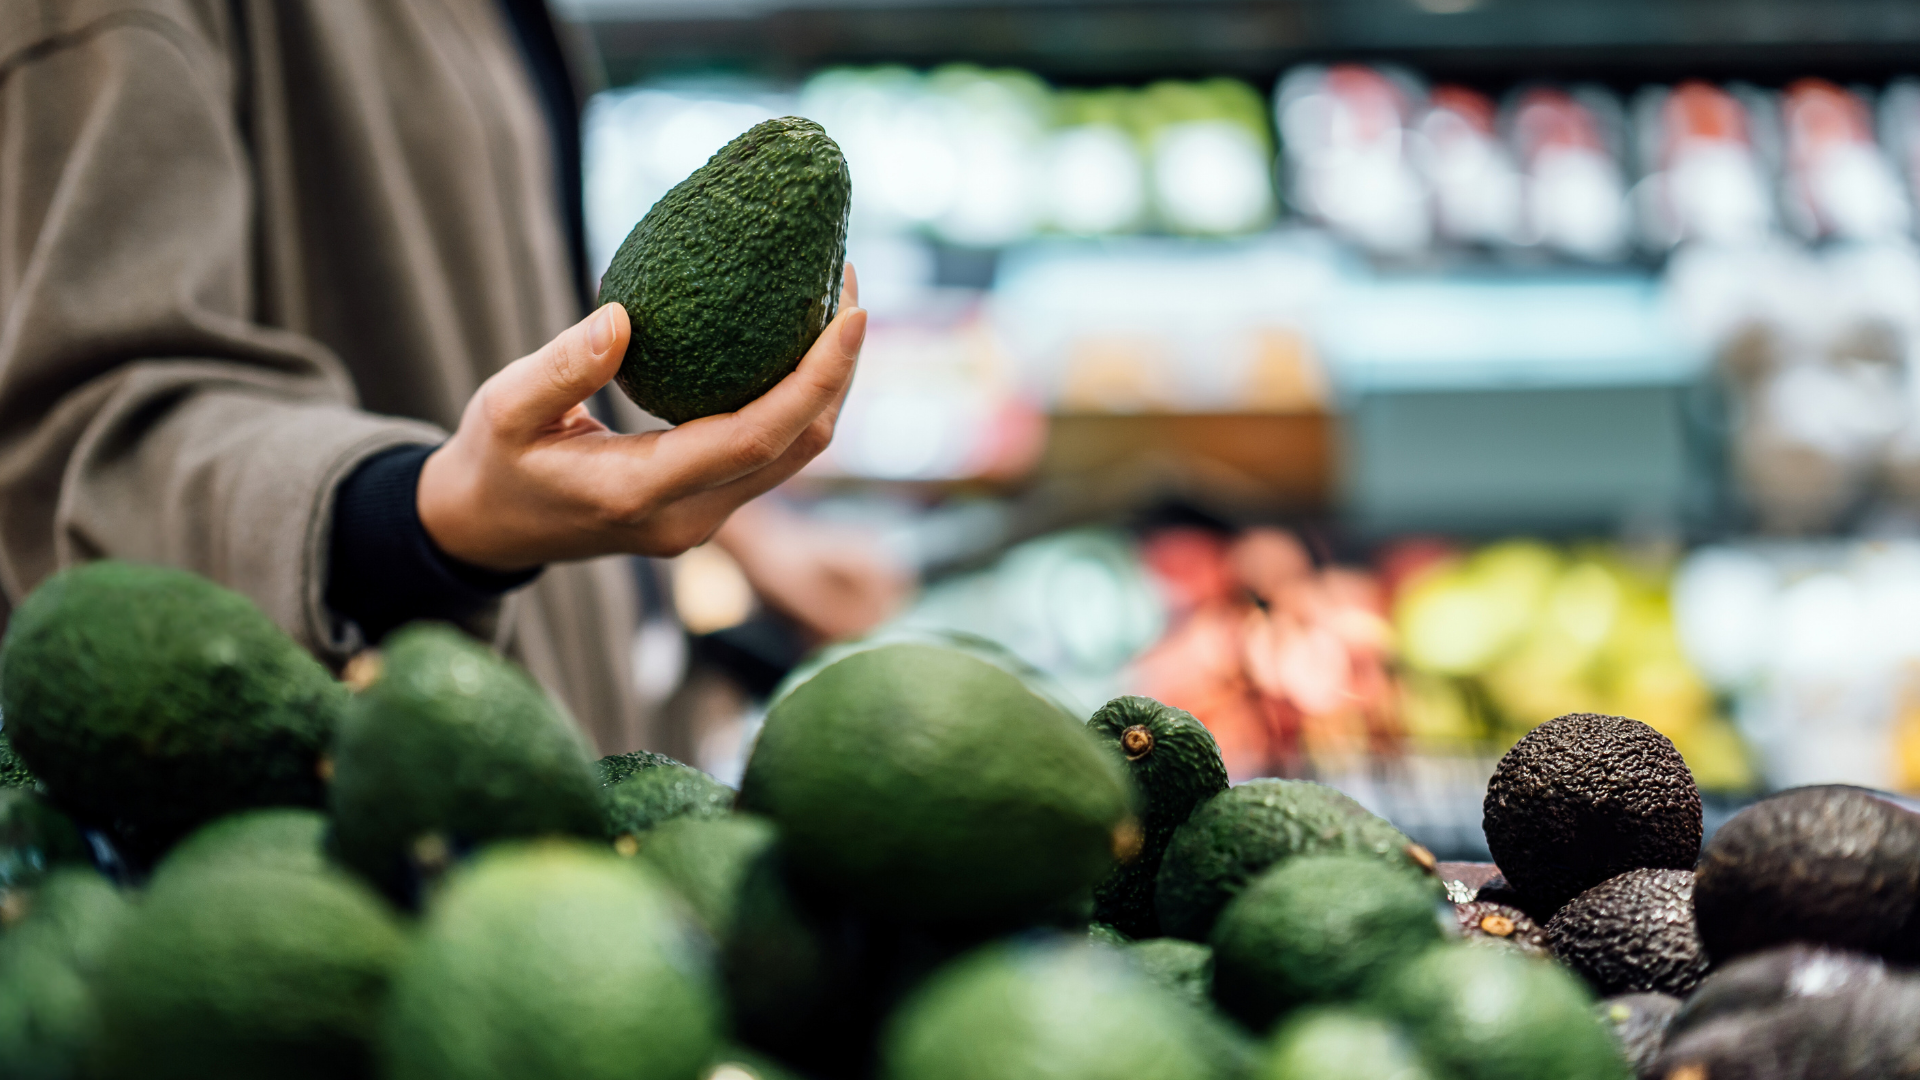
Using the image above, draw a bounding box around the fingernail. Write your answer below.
[588,305,617,356]
[841,308,867,353]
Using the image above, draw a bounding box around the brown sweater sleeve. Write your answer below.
[0,11,448,658]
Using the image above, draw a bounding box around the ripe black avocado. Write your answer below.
[1595,992,1678,1080]
[1666,944,1889,1043]
[1482,712,1702,911]
[1547,868,1708,997]
[1087,696,1229,939]
[599,116,851,425]
[1453,900,1549,959]
[1652,973,1920,1080]
[1692,785,1920,964]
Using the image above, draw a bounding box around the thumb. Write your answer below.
[484,303,629,437]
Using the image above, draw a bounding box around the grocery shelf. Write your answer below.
[560,0,1920,85]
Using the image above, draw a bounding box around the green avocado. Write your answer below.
[739,644,1131,927]
[879,938,1228,1080]
[1692,785,1920,965]
[0,732,37,790]
[92,862,405,1080]
[635,814,777,939]
[1210,854,1443,1031]
[603,764,735,841]
[0,788,90,910]
[151,807,331,884]
[1259,1007,1442,1080]
[379,841,721,1080]
[0,868,127,1080]
[1121,937,1214,1010]
[597,749,687,786]
[1154,779,1424,942]
[327,625,602,899]
[1088,696,1230,939]
[706,1047,809,1080]
[1373,943,1629,1080]
[0,561,343,859]
[599,116,851,425]
[1482,712,1702,913]
[1546,868,1708,997]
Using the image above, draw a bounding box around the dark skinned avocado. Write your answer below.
[1595,993,1678,1080]
[879,938,1228,1080]
[739,644,1131,927]
[1693,785,1920,965]
[1209,853,1443,1031]
[0,868,128,1080]
[1547,868,1708,997]
[1121,938,1213,1009]
[601,764,735,842]
[1154,778,1430,942]
[1474,870,1561,925]
[599,116,851,425]
[1652,974,1920,1080]
[0,561,343,861]
[1087,696,1229,939]
[596,750,686,787]
[1373,943,1629,1080]
[1666,944,1888,1042]
[1454,900,1549,959]
[1482,712,1702,912]
[328,625,602,901]
[1262,1007,1443,1080]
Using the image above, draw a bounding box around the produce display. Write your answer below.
[5,562,1920,1078]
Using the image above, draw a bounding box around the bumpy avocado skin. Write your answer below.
[0,562,343,858]
[1454,900,1550,958]
[596,749,686,787]
[328,625,602,898]
[1088,696,1230,939]
[599,116,851,425]
[380,842,721,1080]
[0,733,37,790]
[1482,712,1702,912]
[1154,778,1423,942]
[739,644,1130,927]
[601,764,735,840]
[1547,868,1707,997]
[1693,785,1920,965]
[635,814,777,940]
[1210,854,1443,1031]
[1374,943,1629,1080]
[879,938,1227,1080]
[92,862,405,1080]
[1261,1007,1442,1080]
[1595,993,1679,1080]
[0,869,127,1080]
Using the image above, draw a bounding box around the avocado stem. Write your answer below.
[1120,725,1155,761]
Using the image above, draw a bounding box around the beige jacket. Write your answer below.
[0,0,647,751]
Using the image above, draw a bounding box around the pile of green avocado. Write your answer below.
[5,561,1920,1080]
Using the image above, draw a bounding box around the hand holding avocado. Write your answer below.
[416,266,865,571]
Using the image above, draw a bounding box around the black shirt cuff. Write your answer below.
[325,444,541,645]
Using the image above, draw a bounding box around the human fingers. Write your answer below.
[842,261,859,310]
[479,303,628,439]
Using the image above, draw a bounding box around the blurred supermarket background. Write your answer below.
[558,0,1920,855]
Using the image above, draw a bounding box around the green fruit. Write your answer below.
[880,938,1226,1080]
[1089,696,1229,939]
[1156,779,1424,941]
[740,644,1131,926]
[1482,712,1702,912]
[1693,785,1920,964]
[603,764,735,840]
[0,869,127,1080]
[92,863,405,1080]
[152,807,330,884]
[0,788,89,900]
[1546,868,1707,997]
[0,562,342,857]
[1260,1007,1442,1080]
[636,814,777,938]
[0,732,37,790]
[1212,854,1444,1031]
[707,1047,809,1080]
[1374,944,1629,1080]
[1087,922,1129,946]
[328,625,601,897]
[599,116,851,425]
[1122,938,1213,1009]
[597,749,686,786]
[380,841,721,1080]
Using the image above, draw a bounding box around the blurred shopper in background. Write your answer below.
[0,1,908,753]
